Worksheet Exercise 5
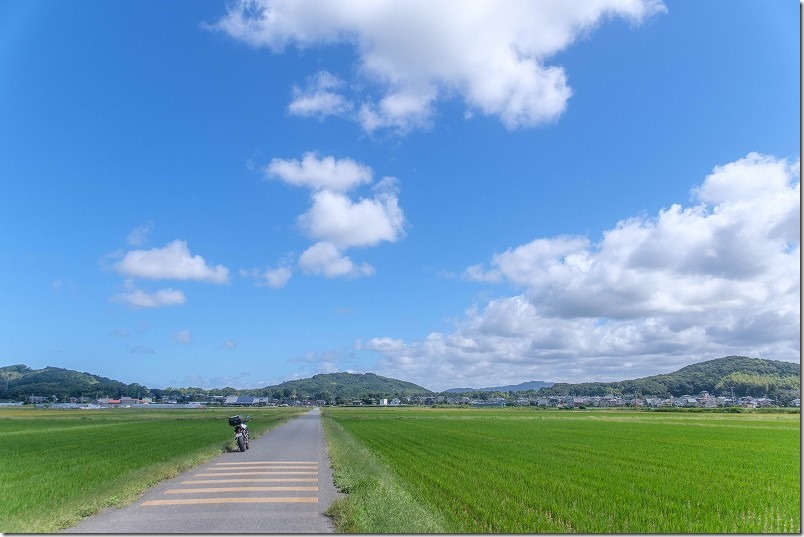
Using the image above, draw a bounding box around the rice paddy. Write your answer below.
[323,407,801,533]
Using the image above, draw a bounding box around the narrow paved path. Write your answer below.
[65,408,342,533]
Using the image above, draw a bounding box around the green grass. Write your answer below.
[323,407,800,533]
[0,406,305,533]
[322,414,447,533]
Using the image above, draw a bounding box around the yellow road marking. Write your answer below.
[207,466,316,471]
[182,478,319,484]
[143,497,318,506]
[215,461,317,465]
[195,471,318,477]
[166,486,318,493]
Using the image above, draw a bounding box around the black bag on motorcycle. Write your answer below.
[228,415,243,426]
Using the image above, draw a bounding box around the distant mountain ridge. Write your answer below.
[537,356,799,398]
[0,366,432,402]
[444,380,554,393]
[1,356,798,402]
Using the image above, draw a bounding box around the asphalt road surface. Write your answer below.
[64,408,343,533]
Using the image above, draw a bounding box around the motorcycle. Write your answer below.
[228,415,250,452]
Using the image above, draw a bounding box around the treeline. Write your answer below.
[534,356,799,399]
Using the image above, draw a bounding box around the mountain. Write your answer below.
[0,366,432,403]
[0,364,149,401]
[444,380,554,393]
[537,356,800,399]
[2,356,798,403]
[242,372,432,401]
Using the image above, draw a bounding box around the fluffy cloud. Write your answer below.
[267,152,372,192]
[368,153,800,391]
[298,181,404,248]
[261,266,293,288]
[298,241,374,278]
[240,265,293,288]
[114,240,230,284]
[211,0,665,133]
[113,288,187,309]
[289,71,353,119]
[266,153,405,279]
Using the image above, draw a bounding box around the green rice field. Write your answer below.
[323,407,801,533]
[0,406,305,533]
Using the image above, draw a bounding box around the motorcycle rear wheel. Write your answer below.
[237,436,246,452]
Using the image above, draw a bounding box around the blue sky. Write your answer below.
[1,0,799,391]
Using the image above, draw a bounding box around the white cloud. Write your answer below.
[265,153,405,279]
[262,266,293,288]
[211,0,665,133]
[240,264,293,288]
[298,184,404,248]
[299,241,374,278]
[368,153,800,391]
[289,71,353,118]
[114,240,230,284]
[113,288,187,309]
[266,152,373,192]
[172,329,192,344]
[126,222,154,247]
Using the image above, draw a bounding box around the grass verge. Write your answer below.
[321,413,447,533]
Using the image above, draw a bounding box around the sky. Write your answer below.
[0,0,799,392]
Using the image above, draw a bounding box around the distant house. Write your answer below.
[120,396,147,406]
[222,396,266,406]
[755,397,775,408]
[472,399,506,407]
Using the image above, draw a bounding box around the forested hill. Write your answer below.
[241,372,432,401]
[537,356,800,398]
[0,364,149,402]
